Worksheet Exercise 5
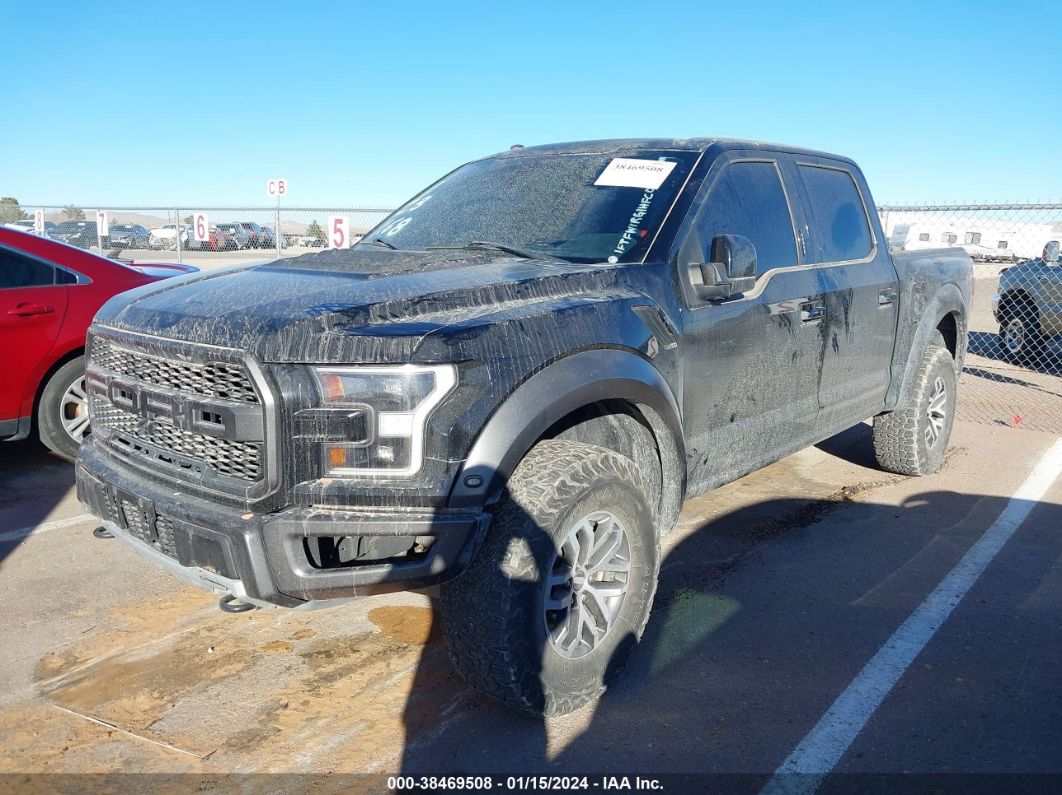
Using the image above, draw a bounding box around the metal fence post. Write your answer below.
[275,197,282,259]
[175,207,183,264]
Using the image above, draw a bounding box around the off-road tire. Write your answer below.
[873,332,956,476]
[37,356,89,462]
[998,300,1046,364]
[440,440,659,717]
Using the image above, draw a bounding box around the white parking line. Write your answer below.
[0,513,96,544]
[763,437,1062,795]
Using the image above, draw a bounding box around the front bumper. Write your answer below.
[76,441,489,609]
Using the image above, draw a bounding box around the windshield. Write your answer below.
[358,150,699,263]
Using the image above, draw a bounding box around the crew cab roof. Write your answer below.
[487,138,858,168]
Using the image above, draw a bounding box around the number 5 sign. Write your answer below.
[266,178,287,198]
[193,212,209,243]
[328,215,350,249]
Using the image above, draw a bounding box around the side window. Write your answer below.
[965,232,981,245]
[918,233,930,241]
[798,165,873,262]
[0,250,56,289]
[686,161,797,278]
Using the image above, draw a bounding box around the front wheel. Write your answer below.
[873,333,957,476]
[440,440,659,716]
[37,356,90,461]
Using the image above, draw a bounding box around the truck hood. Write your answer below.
[94,248,635,362]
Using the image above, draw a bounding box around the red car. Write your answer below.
[0,228,197,460]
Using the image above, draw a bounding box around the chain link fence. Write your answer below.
[880,203,1062,435]
[5,200,1060,435]
[7,205,394,270]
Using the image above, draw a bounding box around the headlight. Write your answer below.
[311,364,456,477]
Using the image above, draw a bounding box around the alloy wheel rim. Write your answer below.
[1004,319,1025,354]
[60,376,90,442]
[543,510,631,660]
[924,375,947,448]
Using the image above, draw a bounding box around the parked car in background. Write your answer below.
[4,219,58,237]
[1,228,198,459]
[993,240,1062,363]
[234,222,270,248]
[207,226,235,251]
[53,221,98,249]
[148,223,193,250]
[214,223,251,250]
[103,224,150,250]
[260,225,286,248]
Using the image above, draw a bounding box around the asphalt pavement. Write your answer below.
[0,419,1059,790]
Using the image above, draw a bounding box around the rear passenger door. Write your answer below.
[790,160,899,425]
[673,152,827,495]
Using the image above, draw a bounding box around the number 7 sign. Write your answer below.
[328,215,350,249]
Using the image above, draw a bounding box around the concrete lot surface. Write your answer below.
[0,420,1060,788]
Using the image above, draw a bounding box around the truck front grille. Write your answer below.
[86,330,270,493]
[90,336,260,404]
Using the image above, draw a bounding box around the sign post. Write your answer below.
[96,210,108,251]
[267,179,287,259]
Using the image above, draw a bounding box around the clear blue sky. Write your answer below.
[2,0,1059,208]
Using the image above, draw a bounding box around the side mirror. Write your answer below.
[710,234,757,293]
[686,234,758,300]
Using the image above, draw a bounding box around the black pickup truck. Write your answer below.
[76,138,972,716]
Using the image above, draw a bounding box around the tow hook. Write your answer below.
[92,526,114,539]
[218,594,257,613]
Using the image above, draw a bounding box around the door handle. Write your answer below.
[878,286,898,306]
[800,301,826,323]
[7,303,55,317]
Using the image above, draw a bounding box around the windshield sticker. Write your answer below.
[594,158,677,190]
[376,194,432,238]
[378,216,412,237]
[612,190,657,257]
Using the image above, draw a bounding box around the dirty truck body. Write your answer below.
[77,138,972,715]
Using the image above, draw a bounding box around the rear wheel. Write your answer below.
[37,356,90,462]
[440,440,659,716]
[873,332,956,476]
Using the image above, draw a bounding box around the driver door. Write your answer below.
[673,153,824,496]
[0,247,69,425]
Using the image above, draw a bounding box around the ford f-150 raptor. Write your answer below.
[76,138,972,716]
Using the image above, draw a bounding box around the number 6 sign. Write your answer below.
[328,215,350,249]
[193,212,209,243]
